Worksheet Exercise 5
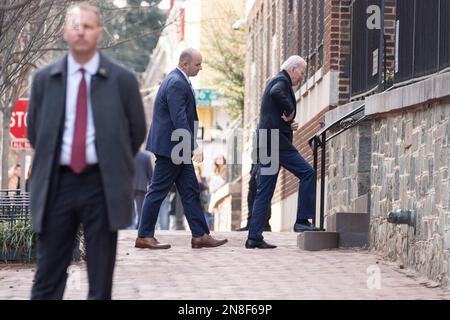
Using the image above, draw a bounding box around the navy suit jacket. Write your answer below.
[257,70,297,152]
[146,68,198,158]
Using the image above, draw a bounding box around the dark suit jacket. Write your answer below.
[134,150,152,192]
[27,53,147,233]
[146,68,198,158]
[257,70,297,152]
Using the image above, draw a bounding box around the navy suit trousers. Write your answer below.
[248,149,316,241]
[138,155,209,238]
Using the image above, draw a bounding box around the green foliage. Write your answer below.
[204,10,245,119]
[100,0,167,73]
[0,220,85,263]
[0,220,36,263]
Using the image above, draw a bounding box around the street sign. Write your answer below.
[10,99,29,140]
[10,99,31,150]
[194,89,220,107]
[10,140,31,150]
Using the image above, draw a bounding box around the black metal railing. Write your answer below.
[308,85,395,230]
[0,190,84,262]
[0,190,31,221]
[308,105,367,230]
[0,190,33,262]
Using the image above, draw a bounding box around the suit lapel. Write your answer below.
[173,68,198,123]
[289,85,296,117]
[49,55,68,143]
[46,55,68,204]
[175,68,196,102]
[280,71,297,118]
[90,53,110,136]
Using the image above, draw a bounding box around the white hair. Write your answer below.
[281,55,306,71]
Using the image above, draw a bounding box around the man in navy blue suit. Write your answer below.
[245,55,320,249]
[135,48,227,249]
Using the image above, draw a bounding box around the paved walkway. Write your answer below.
[0,230,449,300]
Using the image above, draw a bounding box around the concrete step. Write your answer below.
[297,231,339,251]
[326,212,369,248]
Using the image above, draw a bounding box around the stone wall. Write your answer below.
[327,119,371,216]
[327,97,450,288]
[370,101,450,287]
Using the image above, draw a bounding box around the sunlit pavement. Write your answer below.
[1,230,449,300]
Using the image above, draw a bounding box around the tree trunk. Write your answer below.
[1,108,11,189]
[0,112,2,187]
[1,69,23,189]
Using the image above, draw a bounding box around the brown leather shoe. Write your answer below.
[135,237,171,249]
[191,234,228,249]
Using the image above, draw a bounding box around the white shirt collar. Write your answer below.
[176,67,191,84]
[68,52,100,76]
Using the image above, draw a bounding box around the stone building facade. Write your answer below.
[324,0,450,287]
[244,0,450,288]
[327,73,450,287]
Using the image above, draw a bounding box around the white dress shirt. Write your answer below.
[60,53,99,165]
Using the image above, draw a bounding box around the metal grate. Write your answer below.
[395,0,447,84]
[350,0,381,97]
[439,0,450,69]
[0,190,31,222]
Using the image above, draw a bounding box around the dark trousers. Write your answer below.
[138,155,209,238]
[31,166,117,300]
[247,164,271,229]
[248,149,316,241]
[134,190,146,228]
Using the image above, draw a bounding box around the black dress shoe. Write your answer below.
[236,226,249,231]
[245,239,277,249]
[293,222,322,232]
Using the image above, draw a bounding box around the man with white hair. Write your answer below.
[246,55,320,249]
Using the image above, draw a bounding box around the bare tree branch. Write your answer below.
[1,0,171,186]
[0,0,71,187]
[0,0,33,12]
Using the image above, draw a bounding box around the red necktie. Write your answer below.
[70,68,87,174]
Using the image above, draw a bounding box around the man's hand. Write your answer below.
[290,120,299,131]
[192,147,203,163]
[281,111,295,122]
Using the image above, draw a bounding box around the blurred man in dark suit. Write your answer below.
[28,3,146,299]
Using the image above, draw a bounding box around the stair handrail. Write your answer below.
[307,85,396,230]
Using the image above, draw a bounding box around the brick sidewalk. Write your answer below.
[0,230,449,299]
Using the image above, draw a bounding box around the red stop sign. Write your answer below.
[10,99,29,139]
